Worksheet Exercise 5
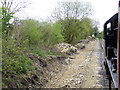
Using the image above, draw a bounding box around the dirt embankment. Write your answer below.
[44,39,109,88]
[20,38,92,88]
[20,37,109,88]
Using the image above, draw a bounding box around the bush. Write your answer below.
[2,55,34,75]
[2,34,35,87]
[16,19,64,48]
[50,22,64,45]
[17,19,42,46]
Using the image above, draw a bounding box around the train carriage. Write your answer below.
[103,1,120,89]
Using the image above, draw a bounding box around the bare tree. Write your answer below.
[51,1,93,21]
[1,0,30,14]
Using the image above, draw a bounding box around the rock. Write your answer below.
[84,39,89,44]
[47,55,57,60]
[57,56,66,60]
[73,82,77,85]
[85,59,90,62]
[31,74,39,81]
[65,58,71,64]
[78,81,81,84]
[79,72,82,74]
[39,83,43,87]
[65,79,69,82]
[81,46,85,49]
[38,59,47,67]
[79,65,83,67]
[93,84,103,88]
[70,78,74,82]
[85,79,87,81]
[78,40,83,43]
[69,56,75,59]
[74,43,85,49]
[55,43,78,54]
[80,74,83,77]
[62,85,70,88]
[61,47,77,54]
[28,84,32,88]
[69,47,77,53]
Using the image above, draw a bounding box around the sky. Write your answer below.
[17,0,119,32]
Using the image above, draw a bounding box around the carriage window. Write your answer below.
[107,23,111,30]
[107,22,112,35]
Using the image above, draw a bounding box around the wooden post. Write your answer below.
[118,0,120,89]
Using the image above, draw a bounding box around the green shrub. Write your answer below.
[2,55,34,75]
[2,35,35,86]
[45,50,54,55]
[17,19,42,46]
[50,22,64,45]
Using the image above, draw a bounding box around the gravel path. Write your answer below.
[44,40,109,88]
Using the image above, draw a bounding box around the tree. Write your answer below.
[60,18,80,44]
[51,1,93,21]
[1,0,30,34]
[50,21,64,45]
[51,1,94,44]
[92,19,100,37]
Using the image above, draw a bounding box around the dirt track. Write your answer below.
[44,40,109,88]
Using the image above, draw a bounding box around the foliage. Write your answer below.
[51,1,98,45]
[50,21,64,45]
[60,18,78,44]
[59,17,97,44]
[1,0,30,35]
[80,18,94,36]
[2,34,35,87]
[30,46,46,58]
[101,31,104,38]
[2,6,14,34]
[17,19,42,46]
[16,19,64,47]
[52,1,93,21]
[2,0,100,88]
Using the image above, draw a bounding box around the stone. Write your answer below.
[75,43,85,49]
[78,81,81,84]
[55,43,78,54]
[69,56,75,59]
[79,65,83,67]
[65,58,71,64]
[70,78,74,82]
[80,74,83,77]
[78,40,83,43]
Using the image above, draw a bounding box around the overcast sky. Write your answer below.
[17,0,119,32]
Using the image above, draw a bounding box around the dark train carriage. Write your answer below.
[104,13,118,58]
[103,2,120,88]
[104,13,118,57]
[103,13,118,88]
